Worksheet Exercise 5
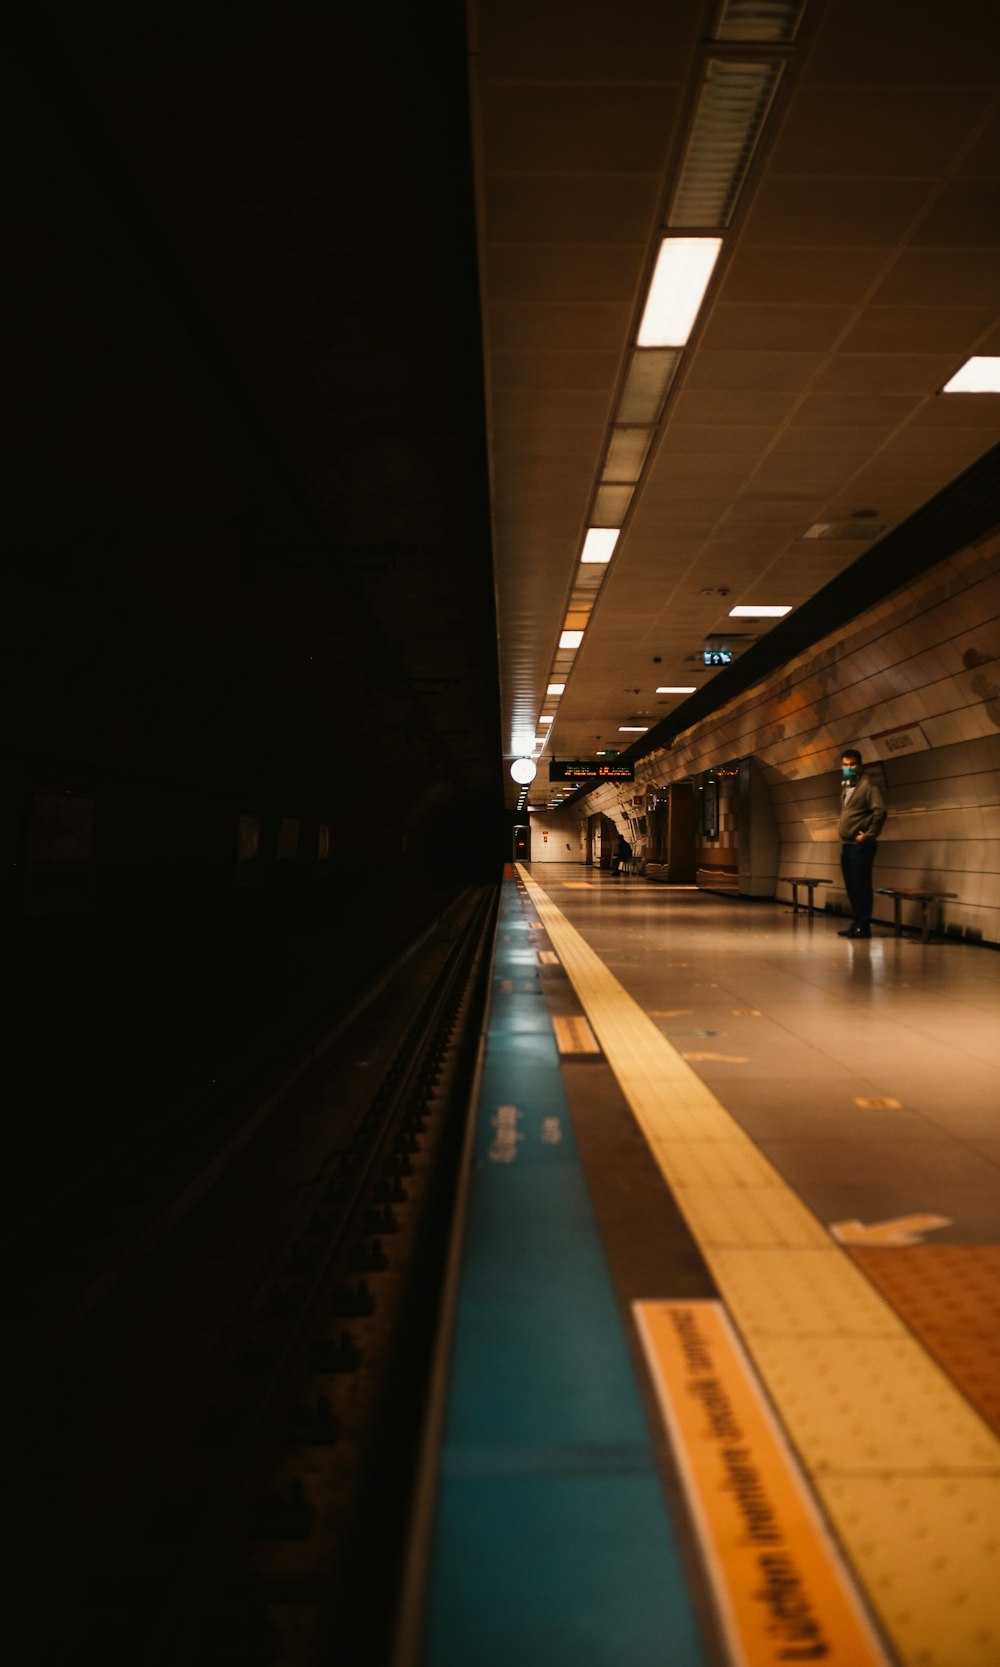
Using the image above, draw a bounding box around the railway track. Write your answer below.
[2,883,498,1666]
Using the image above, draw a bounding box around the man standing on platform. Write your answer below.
[837,749,886,939]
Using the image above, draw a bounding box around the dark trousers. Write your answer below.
[841,839,877,926]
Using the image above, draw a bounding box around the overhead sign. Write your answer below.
[703,647,733,666]
[549,759,635,782]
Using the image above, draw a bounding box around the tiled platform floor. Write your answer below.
[519,864,1000,1667]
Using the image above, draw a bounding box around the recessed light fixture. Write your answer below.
[656,686,697,694]
[637,237,723,348]
[715,0,807,43]
[547,683,565,695]
[560,629,584,649]
[617,349,681,423]
[602,430,654,484]
[619,726,649,733]
[669,61,783,231]
[942,356,1000,393]
[581,528,620,564]
[804,522,887,541]
[539,715,553,724]
[728,604,791,618]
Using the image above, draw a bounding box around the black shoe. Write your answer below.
[841,926,871,939]
[837,926,858,936]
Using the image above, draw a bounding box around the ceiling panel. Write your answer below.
[669,388,805,425]
[912,180,1000,246]
[478,84,683,175]
[766,87,991,176]
[491,350,621,390]
[470,0,1000,801]
[803,0,1000,84]
[474,0,699,81]
[490,386,612,427]
[720,245,892,304]
[492,422,608,458]
[811,354,959,394]
[958,109,1000,175]
[789,393,922,425]
[840,305,999,353]
[488,302,631,352]
[741,177,935,246]
[698,303,852,353]
[871,249,1000,307]
[483,174,661,244]
[483,243,643,305]
[681,349,828,392]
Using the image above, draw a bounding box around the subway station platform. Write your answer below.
[420,864,1000,1667]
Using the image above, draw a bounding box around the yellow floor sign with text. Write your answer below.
[635,1300,890,1667]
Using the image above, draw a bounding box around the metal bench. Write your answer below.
[785,876,831,917]
[874,887,958,943]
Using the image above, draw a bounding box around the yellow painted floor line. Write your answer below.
[635,1300,891,1667]
[551,1013,601,1056]
[517,867,1000,1667]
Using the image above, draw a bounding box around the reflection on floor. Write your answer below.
[520,863,1000,1667]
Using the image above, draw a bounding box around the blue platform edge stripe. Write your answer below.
[424,880,708,1666]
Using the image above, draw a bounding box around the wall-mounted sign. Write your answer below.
[549,759,635,782]
[865,722,930,758]
[703,648,733,666]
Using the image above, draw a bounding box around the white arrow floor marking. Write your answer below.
[830,1214,952,1247]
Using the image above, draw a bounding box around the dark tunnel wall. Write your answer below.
[4,1,503,887]
[3,2,503,1217]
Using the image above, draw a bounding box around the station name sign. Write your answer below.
[549,759,635,783]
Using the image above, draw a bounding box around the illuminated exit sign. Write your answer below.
[703,648,733,666]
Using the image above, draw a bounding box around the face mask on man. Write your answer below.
[841,765,859,781]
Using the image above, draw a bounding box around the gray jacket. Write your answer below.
[837,773,886,842]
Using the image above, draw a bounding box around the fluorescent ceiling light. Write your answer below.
[619,726,648,733]
[942,357,1000,393]
[539,715,553,724]
[593,485,634,525]
[729,604,791,617]
[560,630,584,649]
[656,686,697,694]
[547,683,565,694]
[581,528,620,563]
[637,238,723,348]
[669,60,782,230]
[715,0,807,42]
[618,349,681,423]
[602,429,653,484]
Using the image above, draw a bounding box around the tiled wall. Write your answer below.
[526,807,585,863]
[597,529,1000,943]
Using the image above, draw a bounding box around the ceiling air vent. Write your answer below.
[713,0,808,42]
[668,59,783,229]
[804,522,888,541]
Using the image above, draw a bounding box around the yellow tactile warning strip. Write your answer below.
[550,1014,601,1056]
[516,867,1000,1667]
[634,1301,890,1667]
[849,1247,1000,1438]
